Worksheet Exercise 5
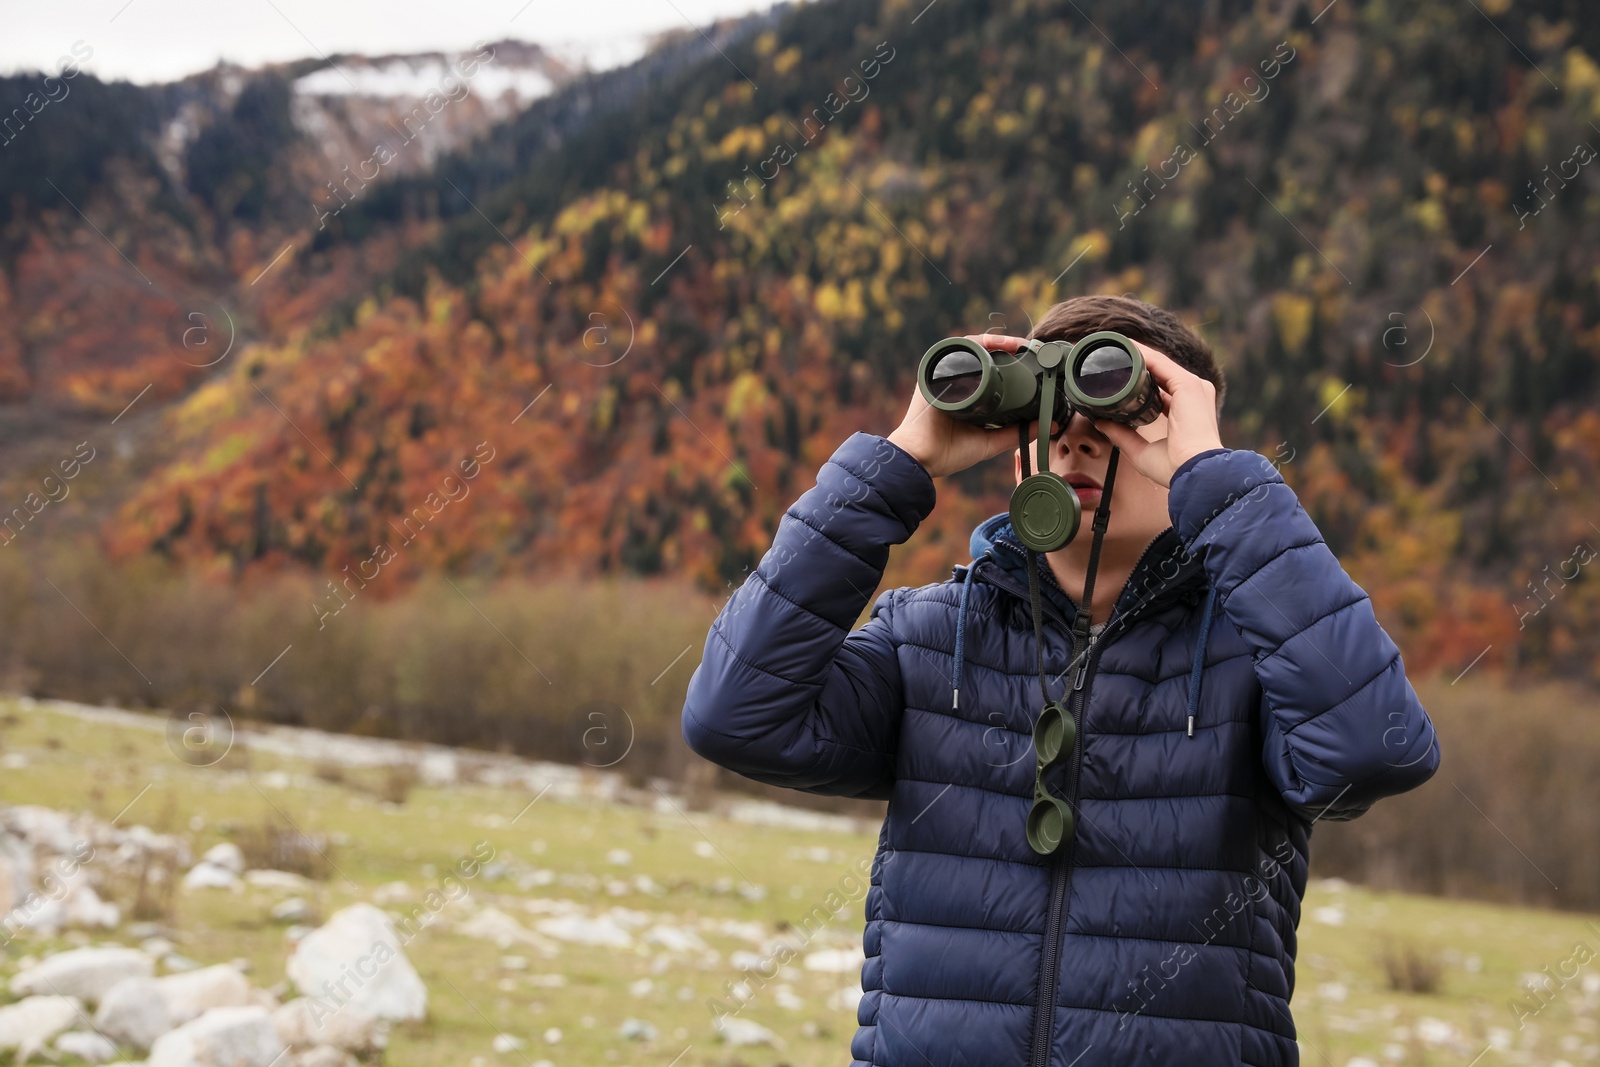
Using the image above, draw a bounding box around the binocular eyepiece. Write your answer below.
[917,331,1161,430]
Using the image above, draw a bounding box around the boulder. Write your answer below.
[270,898,311,924]
[147,1006,285,1067]
[60,879,120,929]
[292,1048,357,1067]
[286,904,426,1022]
[182,863,241,891]
[157,964,252,1025]
[273,998,384,1053]
[11,946,153,1004]
[201,844,245,875]
[0,995,81,1052]
[55,1030,119,1063]
[94,976,173,1050]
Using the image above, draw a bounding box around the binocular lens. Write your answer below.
[928,350,985,405]
[1074,343,1134,399]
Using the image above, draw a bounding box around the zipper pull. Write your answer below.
[1072,656,1088,691]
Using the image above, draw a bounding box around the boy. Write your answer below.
[681,294,1440,1066]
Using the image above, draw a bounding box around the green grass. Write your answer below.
[1,699,1597,1066]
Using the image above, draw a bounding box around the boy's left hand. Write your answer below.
[1089,340,1223,488]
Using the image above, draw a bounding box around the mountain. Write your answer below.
[10,0,1600,686]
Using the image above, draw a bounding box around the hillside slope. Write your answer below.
[92,0,1600,683]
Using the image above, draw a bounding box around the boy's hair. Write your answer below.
[1028,295,1226,413]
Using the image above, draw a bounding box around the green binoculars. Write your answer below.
[916,331,1162,431]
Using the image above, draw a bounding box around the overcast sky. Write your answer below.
[3,0,779,84]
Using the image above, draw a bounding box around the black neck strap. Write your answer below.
[1018,420,1121,706]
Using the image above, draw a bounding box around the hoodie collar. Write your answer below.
[961,512,1204,627]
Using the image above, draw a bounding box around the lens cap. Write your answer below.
[1026,793,1075,855]
[1032,701,1076,766]
[1009,474,1082,553]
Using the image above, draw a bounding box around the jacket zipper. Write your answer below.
[1020,533,1186,1067]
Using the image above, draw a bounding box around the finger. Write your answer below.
[966,333,1026,351]
[1092,418,1152,462]
[1131,340,1201,394]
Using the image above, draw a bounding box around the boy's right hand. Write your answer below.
[887,334,1051,478]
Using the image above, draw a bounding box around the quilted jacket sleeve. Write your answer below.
[1168,447,1441,822]
[680,432,937,800]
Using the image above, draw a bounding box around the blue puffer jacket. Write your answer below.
[682,432,1440,1067]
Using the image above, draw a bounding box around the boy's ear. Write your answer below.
[1013,448,1022,485]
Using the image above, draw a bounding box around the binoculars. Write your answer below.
[916,330,1159,559]
[917,331,1161,432]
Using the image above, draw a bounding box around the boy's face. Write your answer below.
[1012,346,1177,549]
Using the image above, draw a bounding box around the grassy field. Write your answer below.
[1,699,1596,1067]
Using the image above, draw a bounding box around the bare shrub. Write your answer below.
[377,762,421,806]
[234,817,334,880]
[1379,940,1444,995]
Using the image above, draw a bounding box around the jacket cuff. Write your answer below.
[1168,448,1285,547]
[828,432,938,536]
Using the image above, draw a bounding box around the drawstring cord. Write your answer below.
[1186,585,1218,737]
[951,550,991,710]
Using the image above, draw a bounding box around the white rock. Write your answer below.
[183,863,241,891]
[157,965,252,1025]
[61,880,120,929]
[3,806,78,854]
[273,998,385,1052]
[826,984,863,1013]
[492,1033,524,1052]
[94,976,174,1050]
[458,908,556,951]
[201,844,246,875]
[534,913,632,948]
[0,995,81,1051]
[715,1017,779,1047]
[148,1006,286,1067]
[55,1030,118,1063]
[618,1017,657,1040]
[244,870,313,892]
[292,1048,357,1067]
[271,898,312,924]
[11,946,153,1004]
[142,937,178,959]
[803,948,861,973]
[642,924,706,954]
[286,904,426,1022]
[541,1027,561,1044]
[1311,905,1345,926]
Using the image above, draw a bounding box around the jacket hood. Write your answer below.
[963,512,1206,622]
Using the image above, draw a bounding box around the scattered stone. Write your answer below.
[292,1048,358,1067]
[163,954,201,973]
[542,1027,561,1044]
[286,904,426,1022]
[458,907,557,952]
[11,946,153,1004]
[142,937,178,959]
[0,995,81,1052]
[534,912,632,948]
[147,1006,285,1067]
[244,870,312,892]
[273,998,385,1053]
[201,844,244,874]
[157,964,252,1025]
[94,976,173,1051]
[492,1033,524,1053]
[271,898,312,924]
[618,1017,657,1041]
[182,863,241,891]
[715,1017,778,1047]
[55,1030,118,1063]
[803,948,862,973]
